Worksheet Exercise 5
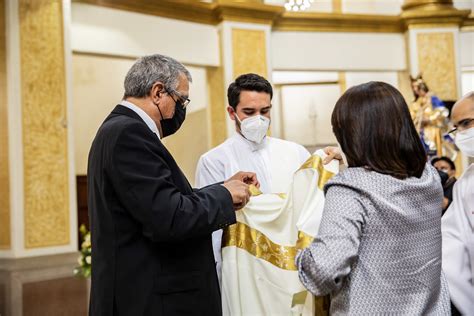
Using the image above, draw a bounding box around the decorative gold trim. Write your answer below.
[249,186,286,199]
[408,23,460,29]
[73,0,473,33]
[461,25,474,32]
[20,0,70,248]
[292,291,330,316]
[274,12,403,33]
[401,0,470,27]
[232,28,268,78]
[291,290,308,307]
[461,14,474,30]
[402,0,454,12]
[249,185,263,196]
[215,0,282,25]
[0,0,10,250]
[222,222,314,271]
[296,231,314,250]
[299,155,335,190]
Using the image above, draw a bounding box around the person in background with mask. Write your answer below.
[442,91,474,316]
[87,54,257,316]
[195,73,310,282]
[431,156,457,213]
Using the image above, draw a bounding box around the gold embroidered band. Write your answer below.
[222,222,314,271]
[299,155,335,190]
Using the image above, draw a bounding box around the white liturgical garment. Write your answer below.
[195,133,310,283]
[442,163,474,316]
[220,150,338,315]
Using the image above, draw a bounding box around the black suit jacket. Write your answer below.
[87,105,235,316]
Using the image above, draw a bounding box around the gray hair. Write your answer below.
[123,54,192,99]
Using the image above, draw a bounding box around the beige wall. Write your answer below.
[280,83,341,147]
[71,3,219,67]
[161,109,208,186]
[72,54,131,176]
[272,70,403,143]
[71,53,209,185]
[271,32,406,71]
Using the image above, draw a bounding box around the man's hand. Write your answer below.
[323,146,343,165]
[222,180,251,210]
[225,171,260,188]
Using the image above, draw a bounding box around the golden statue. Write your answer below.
[409,75,457,159]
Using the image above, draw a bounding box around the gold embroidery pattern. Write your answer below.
[223,154,334,270]
[223,222,308,271]
[299,155,335,190]
[249,185,263,196]
[296,231,314,250]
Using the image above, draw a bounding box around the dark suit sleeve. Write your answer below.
[109,123,236,242]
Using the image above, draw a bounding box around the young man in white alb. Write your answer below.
[195,73,310,282]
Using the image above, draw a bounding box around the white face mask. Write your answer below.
[455,126,474,157]
[235,114,270,144]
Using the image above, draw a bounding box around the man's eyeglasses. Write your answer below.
[165,88,191,109]
[448,118,474,135]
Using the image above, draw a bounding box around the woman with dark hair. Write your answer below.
[297,82,450,314]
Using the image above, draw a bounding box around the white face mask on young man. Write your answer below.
[455,126,474,157]
[235,114,270,144]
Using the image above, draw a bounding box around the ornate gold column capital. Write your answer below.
[402,0,454,11]
[215,0,283,25]
[401,0,470,27]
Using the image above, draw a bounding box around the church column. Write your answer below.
[401,0,470,171]
[0,0,85,315]
[207,0,282,146]
[401,0,468,101]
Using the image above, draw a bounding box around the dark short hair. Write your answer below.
[331,81,426,179]
[227,73,273,109]
[431,156,456,170]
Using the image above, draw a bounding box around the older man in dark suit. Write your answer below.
[87,54,256,316]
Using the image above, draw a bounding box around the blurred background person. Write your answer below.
[297,81,450,315]
[431,156,457,213]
